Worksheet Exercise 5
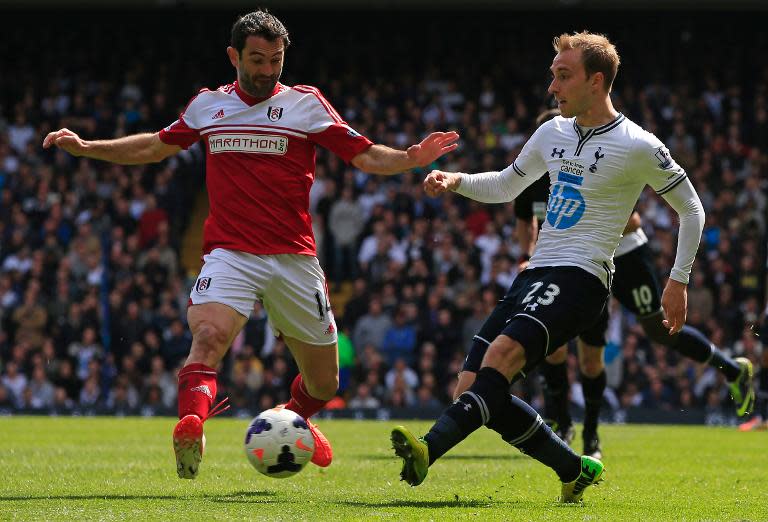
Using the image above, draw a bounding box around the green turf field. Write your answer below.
[0,417,765,521]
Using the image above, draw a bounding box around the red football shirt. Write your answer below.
[159,81,373,256]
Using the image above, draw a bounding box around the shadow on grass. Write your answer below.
[0,490,276,502]
[362,454,525,461]
[341,499,496,509]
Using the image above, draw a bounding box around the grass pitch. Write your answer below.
[1,417,766,521]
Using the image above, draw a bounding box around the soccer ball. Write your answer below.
[244,407,315,478]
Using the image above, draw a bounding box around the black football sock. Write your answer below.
[676,326,741,381]
[487,393,581,482]
[423,367,509,465]
[581,370,606,437]
[541,360,571,428]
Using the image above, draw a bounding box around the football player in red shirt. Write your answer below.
[44,9,458,480]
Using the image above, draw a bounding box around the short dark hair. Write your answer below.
[231,10,290,56]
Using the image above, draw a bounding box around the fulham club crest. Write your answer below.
[267,106,283,122]
[195,277,212,293]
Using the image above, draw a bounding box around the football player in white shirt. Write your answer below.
[392,31,705,503]
[457,109,754,462]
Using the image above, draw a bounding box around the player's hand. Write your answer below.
[424,170,460,197]
[661,279,687,334]
[42,128,88,156]
[407,131,459,167]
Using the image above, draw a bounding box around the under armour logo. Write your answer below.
[524,302,539,311]
[551,148,565,158]
[589,147,605,173]
[463,402,472,412]
[190,385,212,399]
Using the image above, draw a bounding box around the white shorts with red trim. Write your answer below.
[190,249,337,346]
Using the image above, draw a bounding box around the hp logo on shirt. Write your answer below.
[546,184,586,229]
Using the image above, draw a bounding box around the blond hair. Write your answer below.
[553,32,620,92]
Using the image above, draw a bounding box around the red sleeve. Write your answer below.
[158,116,200,150]
[310,124,373,164]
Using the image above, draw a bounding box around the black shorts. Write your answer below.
[612,243,662,317]
[463,266,609,372]
[577,243,662,346]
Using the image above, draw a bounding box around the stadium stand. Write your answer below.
[0,10,765,424]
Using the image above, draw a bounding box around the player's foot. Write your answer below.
[173,414,205,479]
[738,416,763,432]
[729,357,755,417]
[391,425,429,486]
[172,398,229,479]
[307,420,333,467]
[583,431,602,460]
[560,455,605,503]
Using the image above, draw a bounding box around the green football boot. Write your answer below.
[729,357,755,417]
[560,455,605,503]
[391,426,429,486]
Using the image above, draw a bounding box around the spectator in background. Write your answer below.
[328,185,365,283]
[348,382,381,409]
[2,361,28,408]
[11,286,48,350]
[353,297,392,351]
[26,365,55,410]
[380,307,417,366]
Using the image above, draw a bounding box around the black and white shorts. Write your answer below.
[578,243,662,346]
[464,266,609,372]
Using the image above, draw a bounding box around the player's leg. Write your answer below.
[175,250,256,479]
[577,339,605,459]
[264,254,340,467]
[541,345,574,444]
[575,304,607,459]
[639,314,754,416]
[175,302,249,479]
[282,336,338,467]
[614,245,754,416]
[453,295,519,400]
[395,267,608,502]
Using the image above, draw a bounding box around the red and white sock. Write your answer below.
[284,373,327,420]
[177,363,217,420]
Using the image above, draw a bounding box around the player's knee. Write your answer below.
[190,321,231,358]
[482,336,527,378]
[639,313,676,347]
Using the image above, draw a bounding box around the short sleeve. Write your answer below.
[158,116,200,150]
[631,131,688,195]
[511,124,548,179]
[158,91,204,150]
[299,86,373,163]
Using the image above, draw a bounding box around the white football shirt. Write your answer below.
[456,114,704,287]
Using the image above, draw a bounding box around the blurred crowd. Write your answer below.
[0,11,766,422]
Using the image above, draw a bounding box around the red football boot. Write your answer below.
[307,420,333,467]
[172,398,229,479]
[173,414,205,479]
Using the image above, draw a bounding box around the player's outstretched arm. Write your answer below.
[42,129,181,165]
[350,131,459,175]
